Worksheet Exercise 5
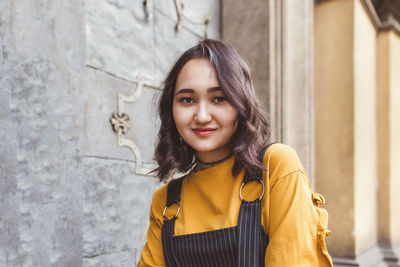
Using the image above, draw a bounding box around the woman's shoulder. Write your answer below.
[263,143,302,163]
[149,182,168,220]
[149,177,186,220]
[152,182,168,202]
[262,143,305,183]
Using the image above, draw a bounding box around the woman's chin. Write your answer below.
[190,146,215,153]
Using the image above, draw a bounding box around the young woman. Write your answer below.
[138,39,333,267]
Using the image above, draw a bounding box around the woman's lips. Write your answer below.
[192,128,216,136]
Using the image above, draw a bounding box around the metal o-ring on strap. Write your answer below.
[239,180,265,201]
[162,202,181,220]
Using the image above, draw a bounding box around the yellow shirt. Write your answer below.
[138,144,333,266]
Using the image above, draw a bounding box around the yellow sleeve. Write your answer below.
[265,170,333,267]
[138,185,167,267]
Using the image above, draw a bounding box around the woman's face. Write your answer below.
[172,58,238,161]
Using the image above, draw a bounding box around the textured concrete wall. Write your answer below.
[0,1,86,266]
[0,0,220,266]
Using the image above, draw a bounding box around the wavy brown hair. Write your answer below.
[153,39,270,181]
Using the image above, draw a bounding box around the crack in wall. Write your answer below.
[83,248,135,259]
[83,154,158,167]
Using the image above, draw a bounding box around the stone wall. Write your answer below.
[0,0,220,266]
[0,1,86,266]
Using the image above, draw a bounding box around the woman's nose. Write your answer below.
[194,102,212,123]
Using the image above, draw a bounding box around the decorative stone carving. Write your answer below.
[174,0,218,37]
[110,77,162,176]
[110,112,130,135]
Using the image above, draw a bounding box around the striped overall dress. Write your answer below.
[161,147,272,267]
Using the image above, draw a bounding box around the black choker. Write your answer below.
[196,153,233,166]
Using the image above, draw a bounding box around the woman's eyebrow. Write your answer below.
[175,88,194,95]
[175,87,221,95]
[207,86,222,93]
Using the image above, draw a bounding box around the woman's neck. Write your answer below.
[195,149,233,171]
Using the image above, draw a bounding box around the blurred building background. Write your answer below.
[0,0,399,266]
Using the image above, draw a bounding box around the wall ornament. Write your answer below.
[174,0,218,37]
[143,0,218,37]
[110,77,162,176]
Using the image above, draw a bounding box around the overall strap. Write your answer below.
[162,218,177,267]
[237,199,262,267]
[166,176,184,206]
[243,143,275,184]
[237,143,274,267]
[162,176,185,267]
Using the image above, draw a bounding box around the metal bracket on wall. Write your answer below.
[110,77,162,176]
[143,0,153,21]
[174,0,217,37]
[143,0,218,37]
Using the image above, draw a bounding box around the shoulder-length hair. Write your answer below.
[153,39,270,181]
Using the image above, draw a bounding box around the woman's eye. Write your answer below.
[180,97,194,104]
[214,96,226,103]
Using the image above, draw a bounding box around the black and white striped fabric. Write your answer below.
[161,179,268,267]
[162,145,273,267]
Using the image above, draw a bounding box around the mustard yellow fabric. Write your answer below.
[138,144,333,266]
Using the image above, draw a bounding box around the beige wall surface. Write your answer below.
[314,0,356,257]
[377,29,400,250]
[389,31,400,245]
[313,0,400,263]
[377,30,391,245]
[353,0,378,255]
